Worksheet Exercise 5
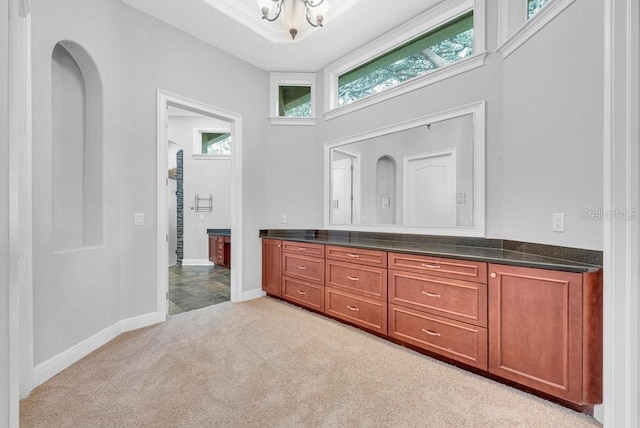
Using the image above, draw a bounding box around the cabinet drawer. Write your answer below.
[326,260,387,301]
[282,277,324,312]
[388,304,488,370]
[325,288,387,335]
[388,252,487,284]
[388,270,487,327]
[325,246,387,268]
[282,253,325,285]
[282,241,325,258]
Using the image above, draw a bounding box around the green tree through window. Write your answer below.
[528,0,550,19]
[337,12,474,107]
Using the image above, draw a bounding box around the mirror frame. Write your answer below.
[324,100,485,236]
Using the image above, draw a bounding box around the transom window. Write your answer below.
[202,132,231,155]
[527,0,550,19]
[279,85,311,117]
[337,11,474,107]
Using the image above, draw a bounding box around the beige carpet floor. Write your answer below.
[20,297,601,427]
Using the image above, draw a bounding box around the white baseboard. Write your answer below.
[33,312,158,388]
[241,288,266,302]
[181,259,214,266]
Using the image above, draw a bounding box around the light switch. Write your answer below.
[134,213,145,226]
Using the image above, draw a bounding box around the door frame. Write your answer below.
[330,147,361,224]
[156,90,243,321]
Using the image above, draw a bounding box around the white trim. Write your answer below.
[601,0,640,426]
[497,0,576,59]
[323,0,485,116]
[33,313,157,388]
[268,117,317,126]
[192,154,231,160]
[180,259,214,266]
[157,90,244,316]
[241,288,267,302]
[8,1,33,421]
[323,101,485,237]
[269,72,316,123]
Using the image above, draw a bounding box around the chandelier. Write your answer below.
[257,0,330,40]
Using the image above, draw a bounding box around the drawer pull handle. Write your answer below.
[421,263,441,269]
[347,276,360,281]
[422,329,441,337]
[422,291,441,298]
[297,290,306,295]
[297,247,306,251]
[346,305,360,312]
[347,253,360,258]
[297,265,307,270]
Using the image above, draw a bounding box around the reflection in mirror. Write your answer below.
[326,102,484,236]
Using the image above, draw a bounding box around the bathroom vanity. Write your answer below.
[260,229,603,411]
[208,229,231,269]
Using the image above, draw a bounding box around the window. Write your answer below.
[527,0,550,19]
[324,0,486,119]
[270,72,316,125]
[498,0,575,59]
[202,132,231,155]
[338,12,474,107]
[279,86,311,117]
[194,128,232,159]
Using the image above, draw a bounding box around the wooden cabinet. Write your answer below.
[209,234,231,269]
[262,239,282,296]
[280,241,325,311]
[488,264,602,405]
[388,252,488,370]
[260,239,603,407]
[324,247,388,334]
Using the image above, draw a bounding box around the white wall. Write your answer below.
[168,115,232,261]
[0,1,11,424]
[29,0,268,369]
[311,0,603,250]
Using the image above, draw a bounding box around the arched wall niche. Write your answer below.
[51,40,104,251]
[375,155,397,224]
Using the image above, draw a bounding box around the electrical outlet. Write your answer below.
[280,214,288,224]
[552,213,565,232]
[134,213,145,226]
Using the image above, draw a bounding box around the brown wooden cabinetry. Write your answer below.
[262,239,282,296]
[209,233,231,269]
[388,252,489,370]
[260,239,603,407]
[280,242,325,311]
[325,247,388,334]
[488,263,602,404]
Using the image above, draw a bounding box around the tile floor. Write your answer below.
[168,264,230,315]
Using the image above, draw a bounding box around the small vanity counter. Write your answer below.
[260,229,603,410]
[208,229,231,269]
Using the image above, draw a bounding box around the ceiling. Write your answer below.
[121,0,445,72]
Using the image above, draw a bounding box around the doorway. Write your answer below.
[165,106,233,315]
[330,148,360,224]
[157,90,243,321]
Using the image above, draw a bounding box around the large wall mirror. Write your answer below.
[324,101,485,236]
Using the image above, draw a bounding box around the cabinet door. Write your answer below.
[208,235,216,262]
[488,264,583,403]
[262,239,282,296]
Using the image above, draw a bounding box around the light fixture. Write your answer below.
[257,0,330,40]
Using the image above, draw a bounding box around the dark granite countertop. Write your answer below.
[207,228,231,236]
[259,229,602,273]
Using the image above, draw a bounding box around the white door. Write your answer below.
[331,157,353,224]
[168,178,178,267]
[404,150,456,227]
